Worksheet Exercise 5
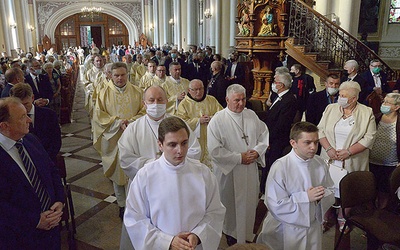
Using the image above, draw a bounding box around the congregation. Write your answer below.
[1,42,400,250]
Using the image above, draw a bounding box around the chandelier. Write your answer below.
[81,1,103,21]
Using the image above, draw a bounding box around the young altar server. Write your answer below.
[124,116,225,250]
[257,122,335,250]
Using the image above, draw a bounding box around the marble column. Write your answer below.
[147,0,153,43]
[209,0,216,51]
[214,0,221,54]
[338,0,362,35]
[141,0,146,36]
[173,0,182,49]
[162,0,170,45]
[153,0,160,47]
[186,0,197,48]
[20,0,32,52]
[229,0,238,49]
[0,0,7,53]
[315,0,330,16]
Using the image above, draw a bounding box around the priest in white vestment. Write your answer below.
[208,84,269,244]
[124,116,225,250]
[177,79,222,167]
[84,54,104,116]
[149,65,167,86]
[92,62,144,219]
[257,122,335,250]
[161,62,190,115]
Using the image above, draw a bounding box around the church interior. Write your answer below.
[1,0,400,249]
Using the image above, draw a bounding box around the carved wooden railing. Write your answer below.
[288,0,397,80]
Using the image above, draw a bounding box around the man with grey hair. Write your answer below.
[341,59,367,103]
[261,72,297,194]
[208,84,269,245]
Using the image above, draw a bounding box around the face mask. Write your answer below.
[327,87,339,96]
[35,69,42,75]
[171,53,177,59]
[271,83,279,93]
[289,72,296,78]
[380,104,391,114]
[146,103,166,119]
[372,67,381,74]
[338,96,350,108]
[342,70,349,77]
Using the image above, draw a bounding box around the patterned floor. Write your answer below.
[59,71,367,249]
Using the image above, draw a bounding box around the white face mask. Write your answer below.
[271,83,279,93]
[146,103,166,119]
[35,69,42,75]
[327,87,339,96]
[338,96,350,108]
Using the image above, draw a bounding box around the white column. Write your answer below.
[147,0,153,42]
[153,0,159,47]
[173,0,182,49]
[221,0,231,56]
[209,0,216,50]
[187,0,197,47]
[0,0,11,54]
[20,0,33,52]
[229,0,237,48]
[141,0,146,35]
[315,0,330,16]
[338,0,361,35]
[214,0,221,54]
[162,0,169,45]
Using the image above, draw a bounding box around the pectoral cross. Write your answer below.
[242,133,249,146]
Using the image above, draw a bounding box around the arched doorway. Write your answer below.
[55,13,129,51]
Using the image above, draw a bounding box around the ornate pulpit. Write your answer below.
[236,0,288,102]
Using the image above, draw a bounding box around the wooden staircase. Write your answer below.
[285,0,397,81]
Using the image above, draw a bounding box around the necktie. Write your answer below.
[15,140,51,212]
[34,77,39,92]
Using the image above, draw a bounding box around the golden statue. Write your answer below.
[258,6,277,36]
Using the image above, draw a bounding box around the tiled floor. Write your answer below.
[60,71,367,249]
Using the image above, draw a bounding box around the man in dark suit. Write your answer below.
[208,61,230,107]
[187,52,208,87]
[290,64,315,123]
[0,97,64,249]
[340,59,368,104]
[261,72,297,194]
[1,67,25,98]
[164,49,187,77]
[361,59,390,96]
[225,52,245,85]
[10,83,61,163]
[306,73,341,125]
[25,59,53,107]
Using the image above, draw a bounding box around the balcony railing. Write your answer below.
[288,0,397,80]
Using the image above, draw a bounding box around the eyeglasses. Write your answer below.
[189,87,204,92]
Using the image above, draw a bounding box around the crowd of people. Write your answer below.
[1,42,400,250]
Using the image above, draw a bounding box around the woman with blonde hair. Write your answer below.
[370,93,400,209]
[318,80,376,233]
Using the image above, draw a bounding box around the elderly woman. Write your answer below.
[318,80,376,232]
[370,93,400,209]
[43,62,61,119]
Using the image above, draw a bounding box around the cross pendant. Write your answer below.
[242,133,249,146]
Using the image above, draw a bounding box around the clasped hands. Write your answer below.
[170,232,199,250]
[37,202,64,231]
[199,115,211,124]
[241,150,259,165]
[307,186,325,202]
[327,148,350,161]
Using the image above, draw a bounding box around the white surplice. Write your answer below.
[118,114,202,184]
[257,149,335,250]
[207,108,269,243]
[124,155,226,250]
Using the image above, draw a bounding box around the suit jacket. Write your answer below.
[207,72,229,107]
[187,62,208,85]
[31,106,62,163]
[306,90,337,125]
[164,58,187,77]
[361,70,390,94]
[0,133,64,249]
[290,73,315,112]
[340,74,368,104]
[225,62,245,85]
[1,82,13,98]
[263,91,297,166]
[25,73,54,102]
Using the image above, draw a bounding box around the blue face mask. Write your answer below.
[380,104,391,114]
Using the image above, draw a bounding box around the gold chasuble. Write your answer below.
[161,76,190,115]
[92,81,144,185]
[177,95,222,167]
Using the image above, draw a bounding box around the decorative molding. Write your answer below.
[379,47,400,58]
[37,1,73,38]
[108,2,142,34]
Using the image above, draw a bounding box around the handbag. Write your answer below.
[328,160,348,190]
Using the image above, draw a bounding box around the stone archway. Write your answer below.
[42,2,140,46]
